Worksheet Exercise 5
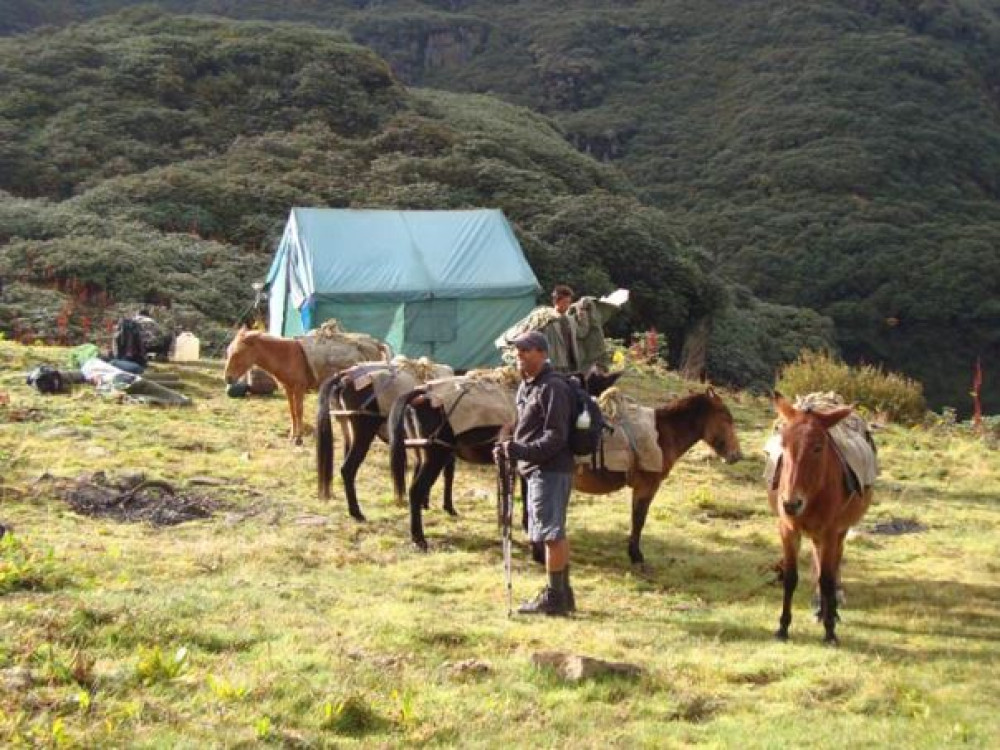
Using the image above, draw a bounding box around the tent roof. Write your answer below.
[269,208,540,301]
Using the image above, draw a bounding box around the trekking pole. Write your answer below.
[496,450,515,617]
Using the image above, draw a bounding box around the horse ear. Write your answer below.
[773,391,797,422]
[816,406,853,431]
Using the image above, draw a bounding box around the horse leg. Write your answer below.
[284,389,300,443]
[341,418,376,522]
[818,532,843,645]
[410,447,447,550]
[442,452,457,516]
[811,530,847,617]
[833,529,848,606]
[414,452,430,511]
[292,389,305,446]
[775,525,801,641]
[627,483,657,565]
[810,546,822,620]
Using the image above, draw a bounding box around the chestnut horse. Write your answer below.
[770,393,874,645]
[390,368,623,550]
[574,388,743,564]
[315,367,455,521]
[223,328,389,444]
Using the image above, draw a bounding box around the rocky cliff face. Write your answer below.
[354,19,490,83]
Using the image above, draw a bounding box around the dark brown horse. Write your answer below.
[223,328,388,444]
[315,365,455,521]
[389,368,623,550]
[770,393,874,645]
[573,388,743,564]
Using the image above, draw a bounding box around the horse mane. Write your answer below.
[654,391,714,420]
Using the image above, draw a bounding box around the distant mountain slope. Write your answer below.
[3,11,834,376]
[10,4,993,408]
[7,1,991,408]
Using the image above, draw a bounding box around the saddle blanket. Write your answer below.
[343,358,453,414]
[423,375,517,437]
[299,330,386,382]
[763,391,879,490]
[576,389,662,472]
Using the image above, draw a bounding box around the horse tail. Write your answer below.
[316,373,344,499]
[388,387,423,504]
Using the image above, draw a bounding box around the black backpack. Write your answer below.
[112,318,147,366]
[563,375,607,458]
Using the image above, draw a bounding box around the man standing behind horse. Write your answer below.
[549,284,580,373]
[495,330,577,616]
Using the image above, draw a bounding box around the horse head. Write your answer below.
[223,327,259,384]
[700,386,743,464]
[580,365,623,397]
[773,392,853,518]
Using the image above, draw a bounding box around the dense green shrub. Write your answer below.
[777,350,927,424]
[705,290,837,392]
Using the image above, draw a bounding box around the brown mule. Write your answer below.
[573,387,743,564]
[223,328,389,444]
[770,392,874,645]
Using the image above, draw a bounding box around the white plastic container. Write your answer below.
[172,331,200,362]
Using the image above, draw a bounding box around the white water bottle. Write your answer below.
[575,408,591,430]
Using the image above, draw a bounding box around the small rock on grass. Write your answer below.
[442,659,491,679]
[532,651,642,682]
[0,667,34,692]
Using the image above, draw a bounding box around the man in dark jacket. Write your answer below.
[495,330,576,615]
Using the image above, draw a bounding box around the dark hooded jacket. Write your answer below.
[508,362,574,475]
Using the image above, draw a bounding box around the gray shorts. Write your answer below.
[525,471,572,543]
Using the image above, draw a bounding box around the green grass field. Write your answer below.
[1,341,998,748]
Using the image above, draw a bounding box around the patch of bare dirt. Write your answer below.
[61,472,221,526]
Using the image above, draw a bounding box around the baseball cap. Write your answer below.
[511,330,548,351]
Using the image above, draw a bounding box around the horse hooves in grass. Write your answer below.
[823,635,840,647]
[412,539,429,553]
[443,504,458,517]
[628,548,645,566]
[774,629,790,642]
[349,511,366,522]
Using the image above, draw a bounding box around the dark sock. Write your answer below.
[561,566,571,590]
[548,569,566,594]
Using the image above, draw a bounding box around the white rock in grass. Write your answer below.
[0,667,34,692]
[531,652,642,682]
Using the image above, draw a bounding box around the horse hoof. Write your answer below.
[823,635,840,647]
[293,437,303,447]
[349,511,366,523]
[444,506,458,517]
[412,540,429,553]
[628,551,645,566]
[774,630,789,642]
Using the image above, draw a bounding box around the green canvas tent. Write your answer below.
[265,208,541,369]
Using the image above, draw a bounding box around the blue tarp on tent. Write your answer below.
[266,208,541,369]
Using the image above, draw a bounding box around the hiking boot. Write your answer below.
[517,586,570,616]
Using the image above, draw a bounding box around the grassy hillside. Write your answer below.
[7,0,995,411]
[1,340,998,746]
[0,9,835,389]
